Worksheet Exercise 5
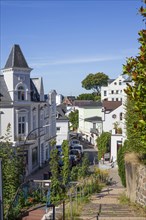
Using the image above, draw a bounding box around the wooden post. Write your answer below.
[63,200,65,220]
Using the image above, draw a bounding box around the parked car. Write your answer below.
[69,155,78,167]
[69,139,80,147]
[71,144,84,155]
[56,145,62,156]
[69,149,81,162]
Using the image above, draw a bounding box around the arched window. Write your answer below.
[18,85,25,101]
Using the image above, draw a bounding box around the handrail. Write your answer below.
[6,179,32,220]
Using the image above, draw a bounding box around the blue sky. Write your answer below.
[0,0,144,96]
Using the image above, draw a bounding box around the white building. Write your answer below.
[101,75,132,161]
[56,94,64,106]
[75,100,102,146]
[56,104,69,145]
[0,44,56,176]
[101,75,126,102]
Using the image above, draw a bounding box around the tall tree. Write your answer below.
[123,9,146,154]
[61,140,70,186]
[50,149,63,204]
[81,72,109,95]
[77,93,100,101]
[68,109,79,131]
[0,124,23,217]
[96,132,111,161]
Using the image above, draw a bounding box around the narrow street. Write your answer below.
[22,139,146,220]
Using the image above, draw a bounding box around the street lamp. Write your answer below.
[23,124,50,180]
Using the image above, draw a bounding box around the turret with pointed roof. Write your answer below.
[4,44,31,69]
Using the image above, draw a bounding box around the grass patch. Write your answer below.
[65,196,89,219]
[119,193,130,205]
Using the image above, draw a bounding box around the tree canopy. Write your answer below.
[81,72,109,95]
[68,109,79,131]
[96,132,111,161]
[77,93,100,101]
[123,29,146,154]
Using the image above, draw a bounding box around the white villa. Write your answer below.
[0,44,57,176]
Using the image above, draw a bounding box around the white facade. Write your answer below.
[0,45,57,176]
[56,94,63,106]
[56,121,69,145]
[101,75,126,102]
[100,74,133,161]
[102,105,123,133]
[56,104,69,145]
[77,103,102,145]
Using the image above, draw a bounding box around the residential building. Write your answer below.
[75,100,102,146]
[56,93,64,106]
[101,75,126,102]
[101,75,133,162]
[56,104,69,145]
[63,96,76,109]
[0,44,56,176]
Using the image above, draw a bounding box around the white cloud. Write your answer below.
[30,54,126,68]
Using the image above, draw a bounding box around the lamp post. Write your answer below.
[23,124,50,180]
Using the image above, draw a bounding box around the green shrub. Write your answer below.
[117,143,126,187]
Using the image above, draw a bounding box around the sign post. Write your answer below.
[0,159,3,220]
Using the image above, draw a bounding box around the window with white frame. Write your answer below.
[18,85,25,101]
[18,115,26,134]
[120,112,123,120]
[56,127,61,133]
[104,91,107,96]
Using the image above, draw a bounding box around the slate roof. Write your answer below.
[85,116,102,123]
[102,100,122,111]
[73,100,102,107]
[30,79,40,102]
[108,79,115,84]
[56,104,69,121]
[0,75,12,104]
[4,44,30,69]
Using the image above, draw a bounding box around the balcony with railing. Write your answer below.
[90,128,99,135]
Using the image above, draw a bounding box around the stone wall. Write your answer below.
[125,160,146,207]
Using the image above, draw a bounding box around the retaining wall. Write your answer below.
[125,162,146,207]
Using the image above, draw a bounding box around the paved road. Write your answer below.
[80,140,98,165]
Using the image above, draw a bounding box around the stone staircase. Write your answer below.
[78,185,146,220]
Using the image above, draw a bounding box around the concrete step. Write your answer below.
[22,208,46,220]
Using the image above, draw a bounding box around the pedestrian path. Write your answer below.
[23,162,146,220]
[79,167,146,220]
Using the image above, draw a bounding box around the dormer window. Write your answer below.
[18,85,25,101]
